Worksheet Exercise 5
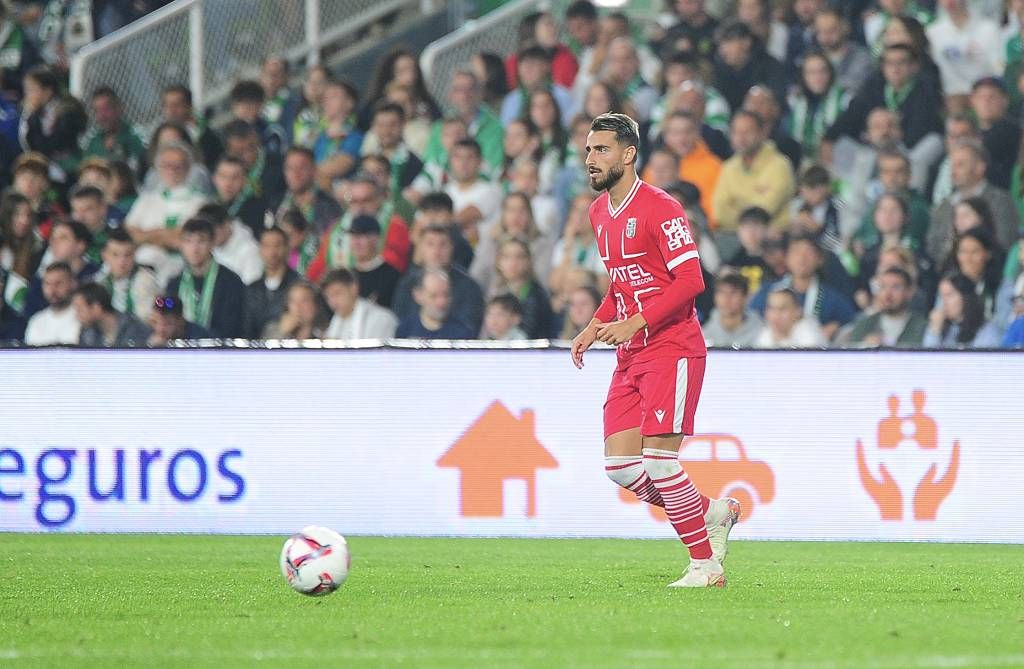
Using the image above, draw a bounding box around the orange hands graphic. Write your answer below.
[913,440,960,521]
[856,439,903,521]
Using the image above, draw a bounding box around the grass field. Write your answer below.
[1,535,1022,668]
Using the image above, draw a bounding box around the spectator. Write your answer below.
[0,4,40,99]
[582,80,629,120]
[502,117,544,182]
[749,234,858,340]
[0,267,27,340]
[10,151,65,239]
[650,51,731,137]
[75,157,114,201]
[380,81,435,159]
[742,85,802,171]
[72,282,150,347]
[500,46,576,127]
[260,56,301,135]
[483,237,553,339]
[444,138,503,246]
[786,51,850,164]
[931,113,980,207]
[846,267,927,347]
[166,217,245,338]
[308,175,410,281]
[784,0,826,80]
[821,45,944,181]
[261,281,326,339]
[229,79,286,158]
[25,219,99,317]
[24,261,79,345]
[724,206,775,294]
[565,1,601,78]
[648,111,721,225]
[557,283,602,340]
[395,268,474,339]
[291,65,331,150]
[549,192,607,297]
[0,193,43,304]
[852,148,931,253]
[279,208,318,277]
[471,191,554,292]
[81,87,147,176]
[656,0,719,60]
[146,294,211,345]
[642,149,679,189]
[125,141,208,285]
[926,0,1000,107]
[523,90,568,190]
[392,224,484,332]
[275,146,341,235]
[855,193,936,311]
[789,164,843,257]
[924,272,1002,347]
[409,192,474,271]
[222,120,286,210]
[702,272,764,347]
[340,214,400,309]
[243,226,299,339]
[941,228,1002,318]
[360,102,423,193]
[313,79,364,189]
[160,84,223,170]
[712,110,795,232]
[108,160,138,211]
[506,11,578,91]
[665,81,732,159]
[472,52,509,112]
[753,285,827,348]
[572,12,661,107]
[361,49,440,132]
[812,9,873,96]
[405,117,468,204]
[929,139,1019,262]
[602,38,659,124]
[482,293,529,340]
[735,0,788,63]
[357,152,417,225]
[507,159,559,236]
[96,228,159,321]
[18,65,85,184]
[199,203,263,285]
[213,156,269,240]
[68,184,123,263]
[421,69,504,181]
[551,113,593,224]
[322,268,397,340]
[1000,275,1024,347]
[712,19,786,113]
[970,77,1020,190]
[863,1,935,56]
[140,122,212,196]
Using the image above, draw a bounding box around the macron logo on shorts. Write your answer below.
[654,410,666,423]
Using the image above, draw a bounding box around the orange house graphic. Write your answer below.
[437,401,558,517]
[619,434,775,521]
[856,390,960,521]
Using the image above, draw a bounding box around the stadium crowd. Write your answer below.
[3,0,1024,348]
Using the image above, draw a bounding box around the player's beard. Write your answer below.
[590,163,624,192]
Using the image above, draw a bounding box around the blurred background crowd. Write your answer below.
[3,0,1024,349]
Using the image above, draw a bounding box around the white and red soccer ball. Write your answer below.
[280,526,351,596]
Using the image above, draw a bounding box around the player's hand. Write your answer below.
[595,315,647,347]
[570,324,598,369]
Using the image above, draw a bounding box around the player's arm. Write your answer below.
[571,285,616,369]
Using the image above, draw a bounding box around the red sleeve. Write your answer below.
[505,55,519,90]
[552,46,579,88]
[382,217,411,273]
[641,258,705,330]
[594,285,616,323]
[305,232,330,283]
[641,199,703,330]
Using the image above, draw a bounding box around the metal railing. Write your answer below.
[70,0,420,131]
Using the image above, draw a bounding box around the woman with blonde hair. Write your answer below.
[486,236,553,339]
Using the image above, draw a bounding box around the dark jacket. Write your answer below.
[847,310,928,347]
[824,71,943,149]
[391,265,485,332]
[243,268,300,339]
[167,263,246,338]
[78,312,152,347]
[712,50,787,112]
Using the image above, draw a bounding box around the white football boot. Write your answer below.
[668,558,726,588]
[704,497,741,563]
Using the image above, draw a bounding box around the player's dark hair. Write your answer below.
[590,112,640,151]
[74,282,114,312]
[488,293,524,316]
[716,272,749,295]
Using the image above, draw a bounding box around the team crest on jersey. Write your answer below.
[626,218,637,238]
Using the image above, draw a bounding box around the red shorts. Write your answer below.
[603,356,706,439]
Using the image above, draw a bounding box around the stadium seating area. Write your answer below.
[3,0,1024,349]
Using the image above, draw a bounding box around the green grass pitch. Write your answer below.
[1,535,1022,668]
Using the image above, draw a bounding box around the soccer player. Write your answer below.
[571,113,740,588]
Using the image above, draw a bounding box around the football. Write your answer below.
[279,526,351,596]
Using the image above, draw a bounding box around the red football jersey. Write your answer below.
[589,178,707,366]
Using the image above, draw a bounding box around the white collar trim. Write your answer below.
[607,177,642,219]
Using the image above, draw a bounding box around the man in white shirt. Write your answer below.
[754,286,826,348]
[199,203,263,284]
[125,141,208,286]
[927,0,1001,103]
[444,138,502,246]
[322,268,397,340]
[24,263,81,346]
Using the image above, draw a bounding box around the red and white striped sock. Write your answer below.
[605,456,664,507]
[642,448,713,560]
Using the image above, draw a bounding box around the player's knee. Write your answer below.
[641,447,681,482]
[604,456,641,489]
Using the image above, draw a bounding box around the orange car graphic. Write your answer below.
[619,433,776,521]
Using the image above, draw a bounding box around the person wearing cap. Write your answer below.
[926,0,1001,107]
[342,214,400,308]
[322,268,397,339]
[166,217,245,338]
[147,294,212,345]
[970,77,1020,190]
[72,282,151,347]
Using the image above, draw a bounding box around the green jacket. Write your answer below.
[847,311,928,347]
[422,106,504,180]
